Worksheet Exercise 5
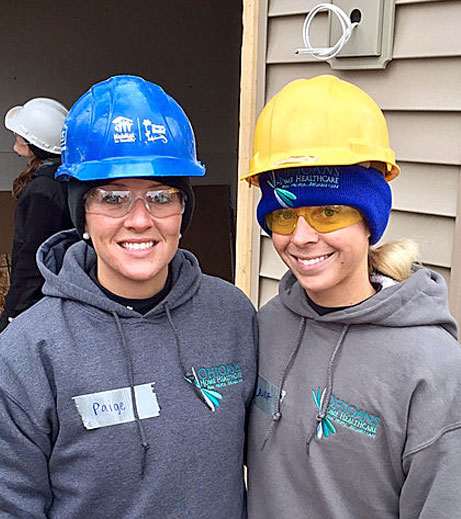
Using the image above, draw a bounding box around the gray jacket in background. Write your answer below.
[248,266,461,519]
[0,230,257,519]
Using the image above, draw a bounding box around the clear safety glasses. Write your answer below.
[85,187,185,218]
[266,205,363,235]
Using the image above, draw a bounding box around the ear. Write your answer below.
[363,220,371,240]
[82,221,90,241]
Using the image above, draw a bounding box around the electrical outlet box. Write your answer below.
[328,0,396,70]
[330,0,384,57]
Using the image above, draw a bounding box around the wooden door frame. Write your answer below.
[235,0,267,304]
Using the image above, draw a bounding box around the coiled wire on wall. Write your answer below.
[296,3,359,60]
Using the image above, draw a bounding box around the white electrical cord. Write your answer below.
[296,3,359,60]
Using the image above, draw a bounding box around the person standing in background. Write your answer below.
[0,98,72,331]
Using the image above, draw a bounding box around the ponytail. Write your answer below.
[369,239,420,282]
[12,156,42,199]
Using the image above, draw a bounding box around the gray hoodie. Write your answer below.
[247,266,461,519]
[0,230,257,519]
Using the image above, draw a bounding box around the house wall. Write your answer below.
[0,0,242,256]
[237,0,461,325]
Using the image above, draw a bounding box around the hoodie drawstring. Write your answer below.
[261,317,307,450]
[164,303,214,411]
[305,324,350,455]
[164,303,190,377]
[112,311,150,478]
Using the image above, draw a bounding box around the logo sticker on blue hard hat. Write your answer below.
[111,116,169,145]
[60,124,68,152]
[112,116,136,143]
[143,119,168,143]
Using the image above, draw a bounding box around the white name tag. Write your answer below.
[72,382,160,430]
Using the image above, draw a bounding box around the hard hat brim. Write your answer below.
[56,156,206,181]
[242,157,400,186]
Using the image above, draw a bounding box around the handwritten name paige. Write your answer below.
[92,402,126,416]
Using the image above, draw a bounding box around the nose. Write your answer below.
[290,216,319,246]
[123,198,154,230]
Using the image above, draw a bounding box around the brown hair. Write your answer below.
[369,239,421,282]
[12,156,42,199]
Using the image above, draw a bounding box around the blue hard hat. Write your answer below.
[56,75,206,181]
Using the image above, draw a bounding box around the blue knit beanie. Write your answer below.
[257,165,392,245]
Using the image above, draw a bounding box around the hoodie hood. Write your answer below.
[278,266,458,339]
[37,229,201,319]
[34,158,61,177]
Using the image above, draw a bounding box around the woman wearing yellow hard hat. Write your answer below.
[244,75,461,518]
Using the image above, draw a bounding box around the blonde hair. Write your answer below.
[369,239,421,282]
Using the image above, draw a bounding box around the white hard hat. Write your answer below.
[4,97,68,154]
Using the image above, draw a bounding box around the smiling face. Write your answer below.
[272,215,375,307]
[84,178,182,298]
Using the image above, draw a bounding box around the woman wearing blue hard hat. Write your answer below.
[0,75,257,518]
[244,76,461,518]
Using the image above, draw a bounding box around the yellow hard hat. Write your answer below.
[243,75,399,185]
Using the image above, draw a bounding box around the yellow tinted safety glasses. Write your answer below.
[266,205,363,235]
